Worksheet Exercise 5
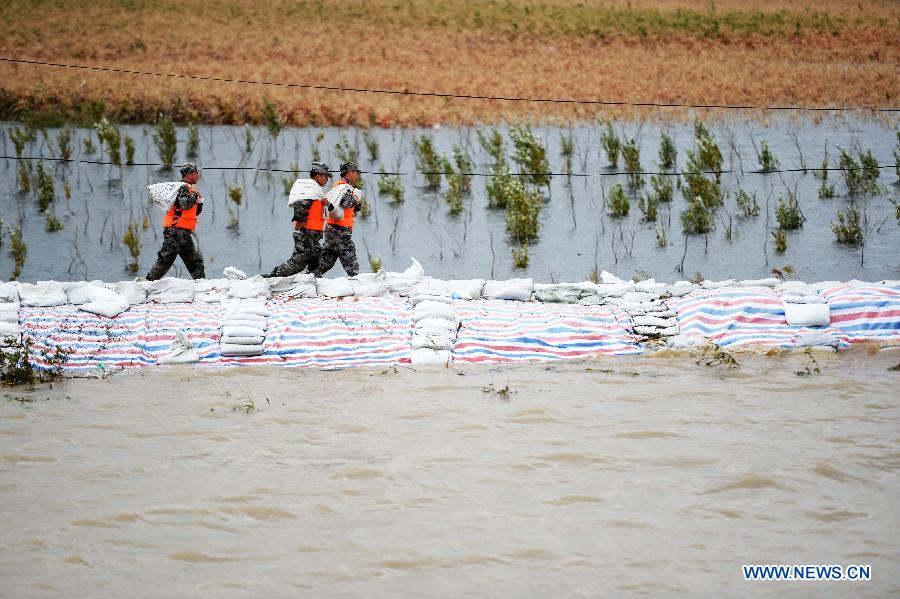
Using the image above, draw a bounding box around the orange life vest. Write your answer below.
[163,183,199,230]
[325,179,355,229]
[304,198,326,231]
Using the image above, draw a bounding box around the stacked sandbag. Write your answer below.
[220,297,269,357]
[483,278,534,302]
[0,282,20,346]
[384,258,426,296]
[350,271,389,297]
[78,286,131,318]
[144,277,194,303]
[268,273,317,299]
[409,293,456,366]
[533,282,598,304]
[17,281,67,307]
[602,278,680,340]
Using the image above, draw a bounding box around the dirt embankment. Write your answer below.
[1,0,897,126]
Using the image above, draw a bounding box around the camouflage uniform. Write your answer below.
[146,185,205,280]
[316,225,359,277]
[266,196,325,277]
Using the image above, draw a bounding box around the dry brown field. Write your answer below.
[0,0,897,125]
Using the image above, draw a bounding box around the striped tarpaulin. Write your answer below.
[452,300,642,363]
[819,282,900,344]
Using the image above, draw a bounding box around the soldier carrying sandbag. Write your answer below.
[264,161,332,278]
[315,161,363,278]
[146,162,206,281]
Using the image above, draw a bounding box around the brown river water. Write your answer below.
[1,350,899,597]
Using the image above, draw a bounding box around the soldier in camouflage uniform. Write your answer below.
[315,161,362,278]
[265,162,331,278]
[147,163,206,280]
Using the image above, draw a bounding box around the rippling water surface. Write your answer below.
[1,350,899,597]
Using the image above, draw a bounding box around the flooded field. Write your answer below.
[1,350,898,597]
[1,116,897,284]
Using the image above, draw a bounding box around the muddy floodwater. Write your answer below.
[1,116,897,284]
[1,350,898,597]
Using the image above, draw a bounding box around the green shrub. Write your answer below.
[44,213,63,232]
[363,130,379,161]
[638,193,657,222]
[775,193,804,230]
[35,162,55,212]
[56,127,72,161]
[756,140,779,172]
[8,225,26,280]
[17,162,30,193]
[818,181,835,199]
[658,131,677,170]
[124,136,135,165]
[622,138,643,189]
[452,145,473,193]
[123,220,141,271]
[600,121,621,167]
[9,126,31,158]
[831,203,863,245]
[83,135,96,155]
[415,136,442,189]
[509,125,550,188]
[680,196,714,234]
[772,229,787,253]
[607,183,629,218]
[440,157,464,216]
[94,117,122,165]
[560,131,574,174]
[153,113,177,165]
[334,133,359,164]
[693,120,724,182]
[186,123,200,158]
[838,147,880,197]
[261,97,282,139]
[0,337,70,387]
[377,172,404,203]
[735,190,759,217]
[244,127,254,155]
[650,174,674,202]
[511,245,529,269]
[504,180,542,241]
[477,128,505,163]
[682,150,723,209]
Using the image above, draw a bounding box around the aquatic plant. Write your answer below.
[818,181,836,199]
[775,193,804,230]
[607,183,630,218]
[261,97,282,140]
[244,127,254,155]
[509,124,550,188]
[693,120,724,182]
[560,131,574,175]
[334,133,359,164]
[124,135,136,165]
[486,164,512,209]
[440,157,464,216]
[35,163,55,212]
[756,140,779,172]
[56,127,72,161]
[650,174,674,203]
[831,203,863,245]
[9,126,31,157]
[227,185,243,228]
[638,193,657,222]
[477,128,505,164]
[658,131,677,170]
[377,171,404,203]
[695,342,739,369]
[152,113,177,165]
[735,190,759,217]
[622,138,643,189]
[83,135,95,155]
[893,132,900,178]
[837,147,880,197]
[44,213,63,233]
[600,121,621,168]
[415,136,442,189]
[94,117,121,165]
[795,348,821,376]
[504,179,542,242]
[363,130,379,161]
[772,228,788,253]
[8,225,26,280]
[655,224,668,247]
[367,252,382,273]
[453,145,473,193]
[17,162,31,193]
[186,122,200,158]
[680,196,714,234]
[0,337,70,387]
[123,220,142,272]
[682,150,723,209]
[511,245,529,269]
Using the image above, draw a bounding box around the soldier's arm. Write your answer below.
[292,200,311,228]
[175,185,200,210]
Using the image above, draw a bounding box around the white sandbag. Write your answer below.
[223,266,248,280]
[384,258,426,295]
[268,273,317,298]
[409,348,451,366]
[701,279,737,289]
[62,281,105,305]
[147,182,186,213]
[410,334,455,351]
[221,312,268,326]
[18,282,68,307]
[223,325,265,339]
[316,277,354,298]
[415,317,458,334]
[287,178,325,207]
[0,282,19,303]
[738,278,780,288]
[445,279,485,300]
[227,277,270,299]
[666,281,695,297]
[634,279,668,295]
[621,291,655,305]
[782,294,827,304]
[409,294,453,306]
[0,322,19,338]
[221,319,268,330]
[483,278,534,302]
[350,272,389,297]
[633,314,678,328]
[414,300,455,314]
[221,298,270,318]
[533,283,592,304]
[595,283,634,297]
[111,281,148,305]
[157,333,199,365]
[220,343,265,356]
[600,271,627,285]
[667,334,703,349]
[145,278,194,303]
[221,335,265,345]
[0,303,19,323]
[79,286,130,318]
[784,302,830,327]
[775,281,814,296]
[795,330,840,349]
[413,303,457,322]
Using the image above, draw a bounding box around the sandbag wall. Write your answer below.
[3,263,899,371]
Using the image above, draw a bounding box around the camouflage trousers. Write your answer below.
[146,227,205,281]
[315,226,359,277]
[268,229,323,277]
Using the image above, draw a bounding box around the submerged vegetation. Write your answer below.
[0,337,70,387]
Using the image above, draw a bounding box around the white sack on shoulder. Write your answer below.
[18,282,68,307]
[287,178,325,207]
[147,182,186,213]
[483,278,534,302]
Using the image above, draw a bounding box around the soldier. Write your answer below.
[264,162,331,277]
[315,161,362,277]
[146,162,205,280]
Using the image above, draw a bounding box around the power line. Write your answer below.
[2,57,897,114]
[5,154,895,178]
